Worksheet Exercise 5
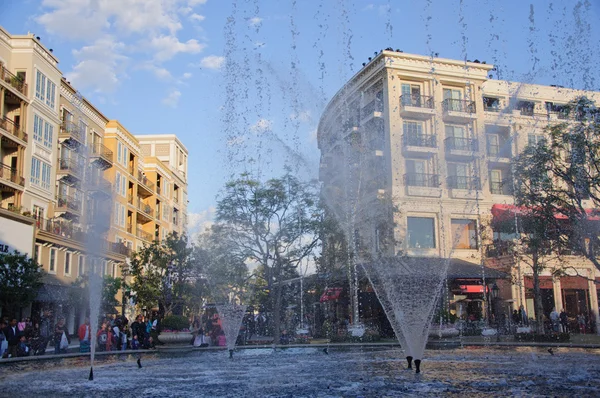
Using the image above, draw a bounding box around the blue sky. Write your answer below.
[1,0,599,234]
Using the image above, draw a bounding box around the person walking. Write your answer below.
[38,310,52,355]
[4,319,21,358]
[78,318,91,353]
[53,317,70,355]
[550,308,560,332]
[559,309,568,333]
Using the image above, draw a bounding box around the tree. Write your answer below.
[71,275,123,315]
[128,233,199,318]
[0,250,43,318]
[215,171,322,342]
[512,96,600,331]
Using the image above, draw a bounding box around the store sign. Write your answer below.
[0,216,34,257]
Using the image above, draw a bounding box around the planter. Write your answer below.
[157,331,193,345]
[428,327,460,339]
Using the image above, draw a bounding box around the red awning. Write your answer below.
[561,276,589,290]
[320,288,343,303]
[491,204,600,222]
[459,285,485,294]
[524,276,553,289]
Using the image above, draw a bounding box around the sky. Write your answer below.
[1,0,599,236]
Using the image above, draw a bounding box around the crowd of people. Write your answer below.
[0,312,160,358]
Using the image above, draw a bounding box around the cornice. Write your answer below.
[60,86,107,129]
[113,128,141,155]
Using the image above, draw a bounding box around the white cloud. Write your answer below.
[150,35,205,62]
[200,55,225,70]
[65,37,128,93]
[187,206,215,236]
[188,0,208,6]
[248,16,262,26]
[162,89,181,108]
[250,118,273,134]
[182,72,193,79]
[190,13,205,22]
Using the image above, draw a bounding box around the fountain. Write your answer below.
[215,302,248,358]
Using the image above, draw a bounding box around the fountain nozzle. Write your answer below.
[406,356,413,369]
[229,349,234,359]
[88,367,94,381]
[414,359,421,374]
[137,358,142,368]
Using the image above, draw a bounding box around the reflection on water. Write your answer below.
[1,347,599,397]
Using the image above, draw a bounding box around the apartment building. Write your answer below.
[317,50,600,325]
[0,26,189,327]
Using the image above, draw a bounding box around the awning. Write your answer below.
[320,288,343,303]
[459,285,485,294]
[524,276,553,289]
[491,204,600,223]
[560,276,589,290]
[447,258,508,279]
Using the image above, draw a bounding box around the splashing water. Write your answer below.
[216,303,248,352]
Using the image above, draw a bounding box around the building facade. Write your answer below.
[317,50,600,327]
[0,26,189,330]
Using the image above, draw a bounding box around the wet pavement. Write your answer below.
[1,346,599,397]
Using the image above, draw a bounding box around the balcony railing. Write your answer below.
[443,98,476,113]
[36,217,85,242]
[90,142,113,164]
[89,175,112,192]
[136,228,153,242]
[0,66,27,96]
[107,241,131,257]
[487,143,512,158]
[483,104,501,112]
[447,175,480,190]
[403,133,437,148]
[400,94,434,109]
[127,224,133,234]
[485,241,515,258]
[404,173,439,188]
[445,136,479,151]
[0,163,24,186]
[0,117,28,142]
[137,170,155,192]
[56,194,81,213]
[362,99,384,115]
[519,107,534,116]
[59,121,85,145]
[57,158,82,177]
[137,198,154,218]
[490,180,513,195]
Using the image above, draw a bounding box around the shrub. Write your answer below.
[161,315,190,331]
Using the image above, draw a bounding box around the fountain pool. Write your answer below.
[1,346,599,396]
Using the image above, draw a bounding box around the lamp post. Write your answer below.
[491,282,500,339]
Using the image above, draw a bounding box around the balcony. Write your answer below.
[445,137,479,158]
[487,142,512,164]
[404,173,441,197]
[399,95,435,119]
[447,175,480,190]
[107,241,131,257]
[0,66,28,96]
[88,176,112,197]
[90,142,113,170]
[403,133,437,155]
[485,241,515,258]
[490,180,513,196]
[0,162,24,188]
[127,224,133,234]
[55,194,82,219]
[136,228,153,242]
[59,121,85,149]
[0,117,27,143]
[361,99,383,123]
[442,99,477,122]
[136,198,154,223]
[137,170,155,197]
[36,217,85,242]
[57,158,82,186]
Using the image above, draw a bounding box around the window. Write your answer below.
[78,255,85,276]
[528,134,545,146]
[403,121,423,137]
[35,70,56,109]
[34,244,41,263]
[114,202,120,225]
[116,171,121,194]
[117,141,122,164]
[33,115,43,142]
[43,121,53,148]
[483,96,500,111]
[407,217,436,249]
[121,175,127,197]
[517,100,535,116]
[401,83,422,106]
[64,252,71,276]
[41,162,51,190]
[111,262,116,278]
[33,205,44,220]
[30,157,41,186]
[49,248,56,272]
[114,203,125,227]
[116,142,128,167]
[451,219,478,249]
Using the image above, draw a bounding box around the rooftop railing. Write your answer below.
[0,66,27,96]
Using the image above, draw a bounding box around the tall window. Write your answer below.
[121,175,127,196]
[41,162,51,190]
[117,141,123,164]
[407,217,436,249]
[34,244,41,262]
[30,157,41,186]
[33,115,43,142]
[451,219,478,249]
[116,171,121,194]
[64,252,71,276]
[49,248,56,272]
[43,122,53,148]
[78,255,85,276]
[403,121,423,137]
[528,134,545,146]
[35,70,56,109]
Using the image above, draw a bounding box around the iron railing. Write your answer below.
[137,198,154,218]
[56,194,81,213]
[404,173,439,188]
[0,117,27,142]
[0,66,27,96]
[90,142,114,163]
[400,94,434,109]
[490,180,513,195]
[36,217,85,242]
[403,133,437,148]
[447,175,480,190]
[362,99,384,115]
[445,136,479,151]
[0,163,24,186]
[57,157,82,177]
[137,170,155,192]
[442,98,476,113]
[136,228,153,241]
[59,120,85,143]
[487,142,512,158]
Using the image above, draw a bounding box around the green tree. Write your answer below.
[128,233,199,317]
[512,96,600,331]
[0,251,43,318]
[215,172,322,342]
[71,275,123,315]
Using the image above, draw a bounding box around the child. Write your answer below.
[97,324,109,352]
[17,336,30,357]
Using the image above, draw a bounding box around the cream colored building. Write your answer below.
[318,50,600,326]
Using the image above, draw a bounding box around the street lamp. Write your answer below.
[491,282,500,340]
